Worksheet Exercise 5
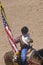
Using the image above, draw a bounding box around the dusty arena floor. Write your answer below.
[0,0,43,65]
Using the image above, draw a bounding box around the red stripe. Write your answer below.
[9,39,16,52]
[5,27,17,52]
[5,27,17,47]
[9,38,16,52]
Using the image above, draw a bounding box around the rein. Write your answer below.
[28,59,41,65]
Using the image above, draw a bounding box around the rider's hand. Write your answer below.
[15,52,19,56]
[12,52,19,62]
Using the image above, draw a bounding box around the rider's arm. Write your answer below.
[28,33,33,43]
[28,38,33,43]
[15,35,21,43]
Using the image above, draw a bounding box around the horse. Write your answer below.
[4,48,43,65]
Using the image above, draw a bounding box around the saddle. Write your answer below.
[27,48,35,59]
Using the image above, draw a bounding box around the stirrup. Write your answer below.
[13,56,17,62]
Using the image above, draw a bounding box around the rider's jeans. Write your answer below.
[21,48,28,65]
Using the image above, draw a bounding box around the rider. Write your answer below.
[15,26,33,65]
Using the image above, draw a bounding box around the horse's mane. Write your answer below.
[33,48,43,65]
[37,49,43,57]
[37,49,43,65]
[33,48,43,59]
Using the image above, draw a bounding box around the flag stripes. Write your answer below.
[5,26,18,52]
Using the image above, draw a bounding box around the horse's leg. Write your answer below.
[4,51,14,65]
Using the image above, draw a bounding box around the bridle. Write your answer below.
[28,59,41,65]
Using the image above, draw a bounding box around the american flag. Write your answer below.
[0,4,18,53]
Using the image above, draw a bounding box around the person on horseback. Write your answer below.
[15,26,33,65]
[4,26,43,65]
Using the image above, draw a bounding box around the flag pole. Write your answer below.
[0,1,19,54]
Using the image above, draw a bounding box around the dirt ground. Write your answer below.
[0,0,43,65]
